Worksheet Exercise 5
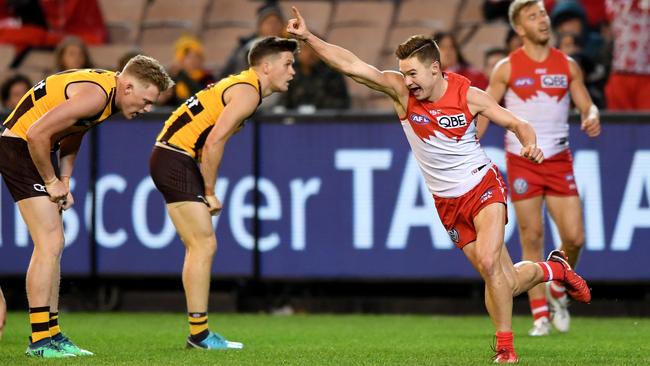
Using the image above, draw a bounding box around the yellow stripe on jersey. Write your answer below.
[2,69,117,141]
[156,68,261,159]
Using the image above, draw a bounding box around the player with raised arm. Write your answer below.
[0,56,173,358]
[480,0,600,336]
[287,7,590,363]
[150,36,297,350]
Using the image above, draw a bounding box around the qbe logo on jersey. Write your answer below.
[541,74,568,88]
[437,113,467,129]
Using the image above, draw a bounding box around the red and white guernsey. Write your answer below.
[400,72,492,198]
[504,48,571,158]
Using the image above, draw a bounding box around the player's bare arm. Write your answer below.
[468,86,544,163]
[57,131,86,210]
[25,82,106,204]
[568,57,600,138]
[200,84,260,215]
[477,58,511,139]
[286,7,408,114]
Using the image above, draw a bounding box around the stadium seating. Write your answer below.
[98,0,147,44]
[201,0,258,72]
[140,44,176,68]
[88,44,138,70]
[140,0,210,45]
[16,50,55,82]
[205,0,259,26]
[1,0,513,108]
[0,45,16,73]
[456,0,485,27]
[326,1,394,108]
[278,1,333,36]
[396,0,461,32]
[461,21,510,71]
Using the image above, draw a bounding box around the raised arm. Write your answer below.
[568,58,600,137]
[286,7,407,105]
[468,86,543,163]
[477,58,510,139]
[26,82,106,205]
[200,84,259,215]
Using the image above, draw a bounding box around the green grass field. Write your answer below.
[1,312,648,365]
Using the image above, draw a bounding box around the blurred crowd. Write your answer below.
[1,0,649,112]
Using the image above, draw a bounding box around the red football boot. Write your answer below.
[546,250,591,303]
[493,348,519,363]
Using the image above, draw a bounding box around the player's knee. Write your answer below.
[33,231,65,253]
[204,240,217,257]
[520,228,544,248]
[564,231,585,249]
[187,237,217,257]
[33,239,65,258]
[477,255,498,277]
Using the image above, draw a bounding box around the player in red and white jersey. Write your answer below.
[288,6,591,363]
[480,0,600,337]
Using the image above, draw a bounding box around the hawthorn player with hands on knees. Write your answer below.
[480,0,600,337]
[150,36,297,350]
[287,6,591,363]
[0,56,173,358]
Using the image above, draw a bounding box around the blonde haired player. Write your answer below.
[0,55,173,358]
[481,0,600,337]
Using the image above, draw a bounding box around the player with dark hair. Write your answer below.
[150,36,298,350]
[287,7,590,363]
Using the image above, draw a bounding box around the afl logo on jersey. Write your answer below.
[541,74,568,88]
[409,113,431,125]
[514,77,534,87]
[437,114,467,129]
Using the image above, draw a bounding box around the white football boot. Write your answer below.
[528,317,552,336]
[546,281,570,332]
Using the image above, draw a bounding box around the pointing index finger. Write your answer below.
[291,6,302,21]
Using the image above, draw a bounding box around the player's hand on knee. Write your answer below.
[206,195,222,216]
[44,178,69,205]
[60,192,74,211]
[521,144,544,164]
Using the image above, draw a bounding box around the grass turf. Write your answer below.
[0,312,648,365]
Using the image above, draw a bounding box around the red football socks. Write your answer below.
[530,298,550,321]
[537,260,565,282]
[496,331,514,350]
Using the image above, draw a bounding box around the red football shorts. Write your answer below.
[433,165,508,249]
[506,149,578,202]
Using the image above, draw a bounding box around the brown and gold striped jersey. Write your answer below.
[2,69,117,141]
[156,68,261,159]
